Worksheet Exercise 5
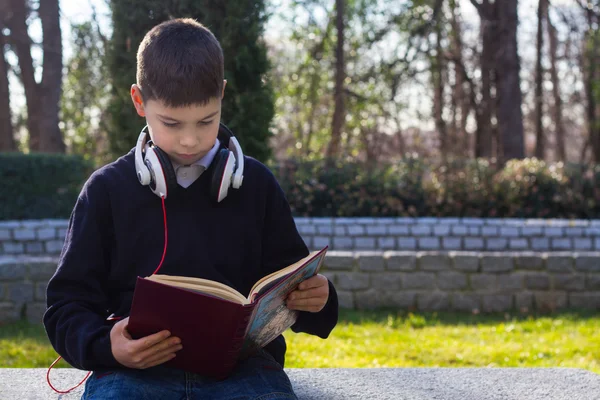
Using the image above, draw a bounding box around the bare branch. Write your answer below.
[89,1,108,49]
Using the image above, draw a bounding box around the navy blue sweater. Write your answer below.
[44,148,338,371]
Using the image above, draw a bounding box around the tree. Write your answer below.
[545,0,566,161]
[470,0,496,158]
[494,0,524,161]
[325,0,346,160]
[107,0,274,162]
[0,0,15,151]
[578,0,600,163]
[448,0,470,158]
[6,0,64,152]
[535,0,547,159]
[61,19,110,166]
[431,11,448,161]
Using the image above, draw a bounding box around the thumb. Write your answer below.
[120,317,133,340]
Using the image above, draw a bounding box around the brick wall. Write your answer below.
[2,218,600,256]
[295,217,600,252]
[1,251,599,324]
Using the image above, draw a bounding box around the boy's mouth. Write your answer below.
[177,153,199,160]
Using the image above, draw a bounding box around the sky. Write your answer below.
[8,0,580,121]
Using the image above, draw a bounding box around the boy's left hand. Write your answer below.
[286,274,329,312]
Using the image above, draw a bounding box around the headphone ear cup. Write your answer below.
[152,146,178,193]
[210,149,231,203]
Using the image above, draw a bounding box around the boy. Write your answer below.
[44,18,338,399]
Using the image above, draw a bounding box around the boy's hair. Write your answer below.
[136,18,224,107]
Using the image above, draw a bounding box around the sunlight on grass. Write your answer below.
[284,310,600,373]
[1,311,598,373]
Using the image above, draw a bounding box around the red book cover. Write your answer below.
[127,247,328,379]
[128,278,254,378]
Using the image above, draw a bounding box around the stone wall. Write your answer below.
[2,218,600,256]
[0,256,55,323]
[295,217,600,252]
[1,251,599,324]
[321,251,600,312]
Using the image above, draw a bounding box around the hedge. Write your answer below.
[271,157,600,219]
[0,153,92,220]
[3,153,600,220]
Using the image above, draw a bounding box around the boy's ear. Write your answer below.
[131,84,146,117]
[221,80,227,99]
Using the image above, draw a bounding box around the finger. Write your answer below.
[113,317,128,332]
[297,275,327,290]
[287,296,327,308]
[287,303,324,312]
[288,286,328,300]
[142,342,182,368]
[136,337,182,362]
[138,351,178,369]
[130,330,172,352]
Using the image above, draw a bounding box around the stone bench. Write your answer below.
[1,368,599,399]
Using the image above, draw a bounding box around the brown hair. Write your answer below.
[136,18,224,107]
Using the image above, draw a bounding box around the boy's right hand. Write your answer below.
[110,317,182,369]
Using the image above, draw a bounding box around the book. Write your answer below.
[127,246,328,379]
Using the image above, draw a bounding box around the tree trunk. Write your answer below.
[449,0,469,158]
[534,0,546,160]
[546,0,565,161]
[38,0,64,153]
[8,0,41,150]
[0,6,16,151]
[474,0,494,158]
[325,0,346,160]
[495,0,525,162]
[584,6,600,163]
[433,23,448,161]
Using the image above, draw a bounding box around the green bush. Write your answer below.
[493,158,568,218]
[273,156,426,217]
[425,158,497,217]
[562,163,600,219]
[272,157,600,219]
[3,153,600,220]
[0,153,92,220]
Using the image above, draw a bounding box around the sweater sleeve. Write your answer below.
[43,172,122,371]
[260,167,338,339]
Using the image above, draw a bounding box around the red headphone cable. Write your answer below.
[47,196,168,393]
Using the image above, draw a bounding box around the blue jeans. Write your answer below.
[82,350,297,400]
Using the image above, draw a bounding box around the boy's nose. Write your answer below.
[179,133,199,148]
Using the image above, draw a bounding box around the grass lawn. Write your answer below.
[1,310,599,373]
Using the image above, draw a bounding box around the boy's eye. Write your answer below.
[199,120,214,126]
[162,121,179,128]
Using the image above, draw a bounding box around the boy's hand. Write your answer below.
[286,274,329,312]
[110,317,182,369]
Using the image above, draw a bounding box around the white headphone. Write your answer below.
[135,123,244,201]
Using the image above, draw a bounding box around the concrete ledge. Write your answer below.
[1,368,599,399]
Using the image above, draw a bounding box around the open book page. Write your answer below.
[248,250,323,301]
[144,247,328,308]
[240,247,327,357]
[145,275,248,304]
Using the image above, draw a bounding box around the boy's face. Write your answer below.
[131,83,225,166]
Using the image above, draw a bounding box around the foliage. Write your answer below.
[425,158,498,217]
[0,153,92,220]
[3,310,599,374]
[272,156,600,218]
[493,158,568,218]
[272,155,426,217]
[61,21,111,167]
[106,0,274,162]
